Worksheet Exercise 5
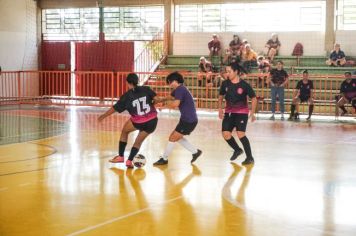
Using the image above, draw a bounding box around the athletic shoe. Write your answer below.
[242,158,254,165]
[288,116,294,121]
[281,115,285,120]
[191,149,202,163]
[306,116,311,121]
[269,115,275,120]
[109,155,124,163]
[230,148,244,161]
[153,157,168,165]
[126,160,134,168]
[294,113,300,121]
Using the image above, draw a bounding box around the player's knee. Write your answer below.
[237,132,246,139]
[222,132,231,140]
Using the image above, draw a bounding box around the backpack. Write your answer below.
[292,43,303,56]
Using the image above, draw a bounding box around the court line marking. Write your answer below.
[66,196,183,236]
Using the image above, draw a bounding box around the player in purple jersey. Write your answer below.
[98,73,158,168]
[336,71,356,115]
[153,72,202,165]
[218,63,257,165]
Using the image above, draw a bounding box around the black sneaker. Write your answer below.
[306,116,311,121]
[153,157,168,165]
[242,158,254,165]
[294,113,300,121]
[230,148,244,161]
[191,149,202,163]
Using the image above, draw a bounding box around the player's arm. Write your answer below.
[250,96,257,122]
[218,95,224,119]
[153,95,174,104]
[98,107,115,122]
[166,99,181,109]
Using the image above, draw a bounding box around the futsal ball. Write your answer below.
[133,154,146,168]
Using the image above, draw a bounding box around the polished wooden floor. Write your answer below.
[1,107,356,236]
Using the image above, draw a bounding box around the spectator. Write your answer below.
[223,49,241,66]
[336,71,356,116]
[326,43,346,67]
[265,33,281,62]
[198,57,213,87]
[268,60,289,120]
[257,56,271,87]
[242,44,257,73]
[229,34,242,54]
[288,70,314,121]
[208,34,221,61]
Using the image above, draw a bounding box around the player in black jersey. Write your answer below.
[218,63,257,165]
[288,70,314,121]
[98,73,158,168]
[336,71,356,116]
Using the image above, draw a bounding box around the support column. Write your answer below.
[98,0,105,42]
[164,0,174,55]
[325,0,335,53]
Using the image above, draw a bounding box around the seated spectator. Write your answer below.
[223,49,241,66]
[336,71,356,116]
[229,34,242,54]
[208,34,221,60]
[265,33,281,62]
[288,70,314,121]
[198,56,213,87]
[242,44,257,73]
[326,43,346,67]
[257,56,271,87]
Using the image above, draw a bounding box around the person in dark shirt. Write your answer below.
[153,72,202,165]
[229,34,242,54]
[326,43,346,67]
[288,70,314,121]
[98,73,158,168]
[208,34,221,61]
[218,63,257,165]
[268,60,289,120]
[265,33,281,62]
[336,71,356,115]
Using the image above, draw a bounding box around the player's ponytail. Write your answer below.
[126,73,139,92]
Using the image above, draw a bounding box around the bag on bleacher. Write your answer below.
[292,43,304,56]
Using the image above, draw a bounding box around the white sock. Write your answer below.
[178,137,198,154]
[162,141,175,160]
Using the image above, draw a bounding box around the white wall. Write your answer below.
[336,30,356,56]
[173,32,327,56]
[0,0,38,71]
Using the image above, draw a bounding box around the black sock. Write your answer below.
[240,136,253,159]
[340,105,347,113]
[119,141,127,156]
[308,105,314,117]
[128,147,139,161]
[226,137,241,151]
[290,104,296,117]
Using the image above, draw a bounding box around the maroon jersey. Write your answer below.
[113,86,157,123]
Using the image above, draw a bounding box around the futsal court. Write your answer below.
[1,106,356,236]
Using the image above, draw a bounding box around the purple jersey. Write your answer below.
[171,85,198,123]
[220,79,256,114]
[113,86,157,123]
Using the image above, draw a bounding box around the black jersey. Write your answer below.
[296,80,314,96]
[113,86,157,123]
[219,79,256,114]
[340,79,356,99]
[270,69,288,86]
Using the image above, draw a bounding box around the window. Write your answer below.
[337,0,356,30]
[175,1,325,32]
[42,6,164,41]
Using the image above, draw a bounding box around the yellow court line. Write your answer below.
[66,196,183,236]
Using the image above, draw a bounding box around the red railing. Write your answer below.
[0,70,353,116]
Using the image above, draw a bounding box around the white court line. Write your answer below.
[66,196,182,236]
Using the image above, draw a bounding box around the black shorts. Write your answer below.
[299,95,310,103]
[132,117,158,134]
[175,119,198,135]
[222,113,248,132]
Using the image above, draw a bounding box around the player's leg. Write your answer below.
[294,97,301,120]
[270,87,277,119]
[289,97,298,120]
[222,114,243,161]
[153,130,181,165]
[110,119,137,163]
[337,96,349,115]
[307,97,314,120]
[235,114,254,165]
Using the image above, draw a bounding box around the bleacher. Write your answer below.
[147,55,356,115]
